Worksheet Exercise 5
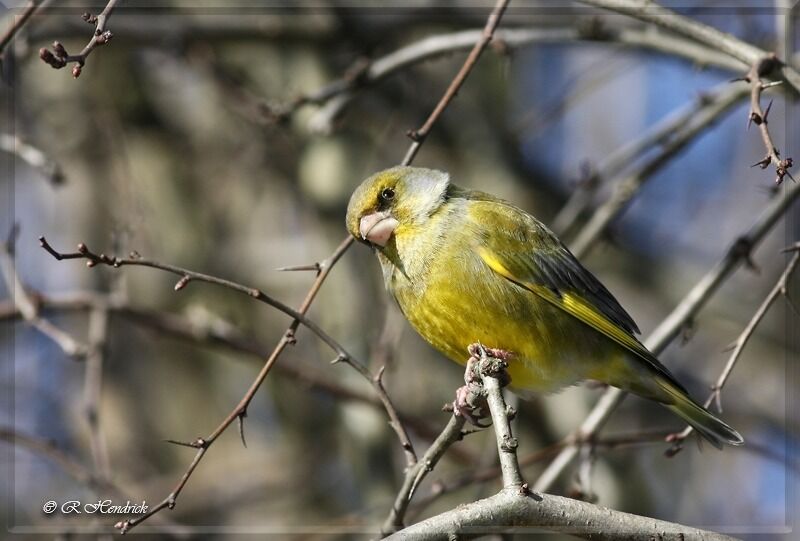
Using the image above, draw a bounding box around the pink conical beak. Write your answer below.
[359,211,399,247]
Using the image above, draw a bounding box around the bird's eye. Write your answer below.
[380,187,395,202]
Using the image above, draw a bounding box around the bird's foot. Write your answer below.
[451,344,513,426]
[466,343,513,387]
[452,382,491,427]
[467,343,514,364]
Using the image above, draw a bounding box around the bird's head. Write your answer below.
[346,166,450,248]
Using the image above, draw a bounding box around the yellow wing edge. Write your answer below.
[476,245,654,363]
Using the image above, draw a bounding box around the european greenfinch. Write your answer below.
[346,166,743,448]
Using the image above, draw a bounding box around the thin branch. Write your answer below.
[0,133,65,185]
[38,236,353,360]
[369,304,405,371]
[38,0,119,78]
[577,0,800,93]
[1,228,88,357]
[0,426,114,492]
[110,238,351,532]
[38,235,416,532]
[401,0,509,165]
[297,22,744,133]
[408,426,791,518]
[569,82,748,257]
[385,487,737,540]
[381,414,467,534]
[0,291,467,459]
[551,84,745,236]
[83,305,111,481]
[478,353,524,490]
[0,0,42,57]
[534,177,800,493]
[666,243,800,452]
[746,54,793,185]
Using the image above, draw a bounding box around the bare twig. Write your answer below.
[37,237,353,359]
[666,243,800,453]
[381,414,467,534]
[0,0,42,57]
[38,236,419,532]
[109,239,355,532]
[1,227,88,357]
[38,0,119,78]
[577,0,800,93]
[0,133,65,185]
[401,0,509,165]
[408,426,791,518]
[298,23,744,133]
[569,82,748,257]
[551,84,746,236]
[746,54,793,185]
[0,426,115,493]
[0,292,459,454]
[535,178,800,493]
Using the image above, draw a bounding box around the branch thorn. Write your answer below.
[237,411,247,448]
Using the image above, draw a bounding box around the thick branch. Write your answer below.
[385,488,737,540]
[302,23,744,132]
[382,414,467,534]
[577,0,800,93]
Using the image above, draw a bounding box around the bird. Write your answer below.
[345,166,743,448]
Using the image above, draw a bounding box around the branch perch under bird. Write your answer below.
[386,347,735,540]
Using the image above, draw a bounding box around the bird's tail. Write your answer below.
[656,377,744,449]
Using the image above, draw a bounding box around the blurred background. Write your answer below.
[1,1,798,538]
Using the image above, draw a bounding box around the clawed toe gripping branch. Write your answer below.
[451,344,513,427]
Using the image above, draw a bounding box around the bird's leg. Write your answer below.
[452,344,513,426]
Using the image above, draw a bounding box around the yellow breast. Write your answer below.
[387,241,615,393]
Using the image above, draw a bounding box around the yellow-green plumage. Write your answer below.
[346,166,743,448]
